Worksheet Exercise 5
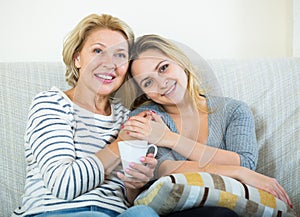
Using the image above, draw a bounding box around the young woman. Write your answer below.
[13,14,158,217]
[121,34,292,208]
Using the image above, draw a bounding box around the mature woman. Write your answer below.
[13,14,158,217]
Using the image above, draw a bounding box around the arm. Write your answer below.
[27,92,121,200]
[222,100,258,169]
[125,98,258,169]
[161,130,241,166]
[123,111,240,166]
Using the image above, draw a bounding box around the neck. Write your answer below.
[163,92,197,115]
[164,100,196,116]
[65,87,111,115]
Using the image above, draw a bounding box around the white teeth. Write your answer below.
[96,74,113,80]
[164,84,175,95]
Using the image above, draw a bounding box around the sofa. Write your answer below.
[1,58,299,216]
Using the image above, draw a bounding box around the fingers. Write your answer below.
[117,154,157,189]
[116,172,146,189]
[264,179,293,208]
[129,156,156,177]
[136,110,151,117]
[150,111,164,123]
[124,118,149,131]
[274,182,293,208]
[143,153,157,169]
[123,116,151,139]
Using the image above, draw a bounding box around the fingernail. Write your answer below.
[129,162,135,167]
[121,124,124,128]
[126,131,130,135]
[140,157,145,162]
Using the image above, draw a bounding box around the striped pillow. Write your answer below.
[134,172,296,217]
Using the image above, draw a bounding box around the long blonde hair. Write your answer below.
[62,13,134,87]
[122,34,207,112]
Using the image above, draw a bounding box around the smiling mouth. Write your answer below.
[95,74,115,81]
[162,82,176,96]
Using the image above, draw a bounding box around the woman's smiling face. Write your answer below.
[74,28,129,97]
[131,49,188,106]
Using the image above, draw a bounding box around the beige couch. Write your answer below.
[1,59,299,216]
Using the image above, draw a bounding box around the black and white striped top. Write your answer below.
[13,87,130,216]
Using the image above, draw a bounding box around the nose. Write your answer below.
[100,51,117,69]
[158,79,168,89]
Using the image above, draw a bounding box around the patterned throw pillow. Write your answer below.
[134,172,296,217]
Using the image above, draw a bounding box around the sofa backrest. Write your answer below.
[0,59,299,216]
[0,62,68,216]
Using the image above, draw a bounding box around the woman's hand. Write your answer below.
[122,110,170,146]
[117,153,157,189]
[239,167,293,208]
[117,153,157,203]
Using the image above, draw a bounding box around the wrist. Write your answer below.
[161,131,179,149]
[96,140,120,161]
[233,166,246,182]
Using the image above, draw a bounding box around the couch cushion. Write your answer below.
[134,172,296,217]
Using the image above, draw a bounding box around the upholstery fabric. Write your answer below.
[0,62,68,216]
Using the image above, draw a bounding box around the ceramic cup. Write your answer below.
[118,140,158,177]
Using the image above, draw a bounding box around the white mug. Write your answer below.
[118,140,158,177]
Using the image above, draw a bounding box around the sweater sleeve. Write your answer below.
[224,100,258,170]
[25,90,105,200]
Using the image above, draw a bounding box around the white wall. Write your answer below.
[294,0,300,56]
[0,0,294,61]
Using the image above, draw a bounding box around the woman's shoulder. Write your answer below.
[208,95,250,109]
[207,95,252,117]
[29,86,73,114]
[32,86,69,101]
[111,98,130,116]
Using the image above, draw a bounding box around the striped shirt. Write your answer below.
[13,87,130,216]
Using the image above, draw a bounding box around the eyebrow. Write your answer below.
[155,60,167,71]
[91,43,128,52]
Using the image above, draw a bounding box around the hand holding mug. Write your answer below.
[118,140,158,177]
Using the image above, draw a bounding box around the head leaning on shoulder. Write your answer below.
[62,13,135,87]
[124,34,206,110]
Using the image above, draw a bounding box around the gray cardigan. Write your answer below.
[129,95,258,178]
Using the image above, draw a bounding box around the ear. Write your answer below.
[74,52,81,68]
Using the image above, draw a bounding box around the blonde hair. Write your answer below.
[124,34,207,112]
[62,13,134,87]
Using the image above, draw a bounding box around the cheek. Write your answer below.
[118,63,129,76]
[146,92,160,100]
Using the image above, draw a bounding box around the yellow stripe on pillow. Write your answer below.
[137,182,164,205]
[184,173,204,186]
[259,189,277,208]
[218,191,238,210]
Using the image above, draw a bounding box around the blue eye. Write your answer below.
[94,48,102,54]
[115,52,128,59]
[143,79,152,88]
